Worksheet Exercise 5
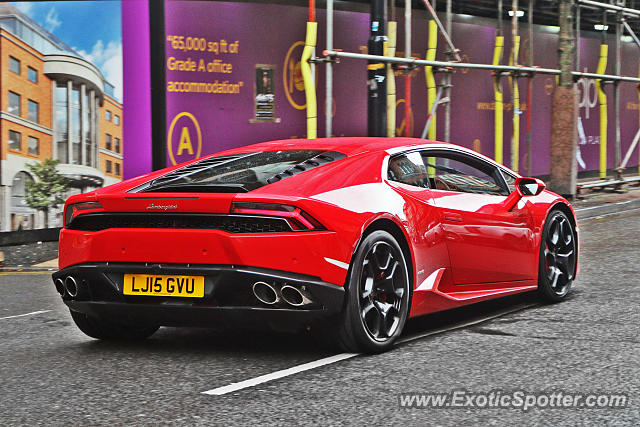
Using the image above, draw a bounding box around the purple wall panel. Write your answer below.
[122,0,152,179]
[122,0,640,177]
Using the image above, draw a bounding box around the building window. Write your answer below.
[106,110,112,121]
[115,163,121,176]
[106,160,112,173]
[28,136,39,155]
[28,100,39,123]
[115,115,120,126]
[106,134,112,150]
[115,137,120,153]
[27,67,37,83]
[9,130,21,151]
[9,56,20,74]
[8,91,21,116]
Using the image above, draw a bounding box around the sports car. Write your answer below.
[53,137,578,353]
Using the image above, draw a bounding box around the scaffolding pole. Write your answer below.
[404,0,411,137]
[321,50,640,84]
[526,0,534,175]
[615,8,623,176]
[579,0,640,17]
[444,0,452,143]
[325,0,333,138]
[420,0,461,62]
[510,0,520,173]
[494,0,505,165]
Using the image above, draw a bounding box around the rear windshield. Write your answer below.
[139,150,345,193]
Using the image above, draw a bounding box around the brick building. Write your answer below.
[0,4,122,231]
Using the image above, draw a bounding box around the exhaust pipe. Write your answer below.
[280,285,313,307]
[252,281,280,305]
[54,278,65,296]
[64,276,79,298]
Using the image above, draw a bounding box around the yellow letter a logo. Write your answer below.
[177,127,194,155]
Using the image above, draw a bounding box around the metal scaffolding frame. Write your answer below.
[318,0,640,191]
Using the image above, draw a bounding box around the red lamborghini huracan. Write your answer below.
[53,138,578,352]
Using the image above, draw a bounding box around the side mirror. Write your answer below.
[503,177,546,210]
[517,177,546,196]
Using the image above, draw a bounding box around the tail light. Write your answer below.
[64,201,104,227]
[230,202,325,231]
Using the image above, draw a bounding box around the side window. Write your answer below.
[501,170,517,193]
[421,151,509,196]
[388,152,429,188]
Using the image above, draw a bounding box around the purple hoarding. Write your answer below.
[123,0,640,177]
[122,0,152,179]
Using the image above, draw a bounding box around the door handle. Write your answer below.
[443,212,463,222]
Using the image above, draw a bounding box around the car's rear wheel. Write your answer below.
[538,209,577,302]
[70,310,159,341]
[336,230,410,353]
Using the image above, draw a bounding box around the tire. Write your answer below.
[537,209,577,303]
[70,310,159,341]
[336,230,411,353]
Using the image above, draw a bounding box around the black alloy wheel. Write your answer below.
[538,210,577,302]
[337,230,411,353]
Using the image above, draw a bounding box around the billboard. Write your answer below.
[123,0,640,178]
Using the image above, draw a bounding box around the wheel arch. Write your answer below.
[550,201,577,229]
[357,217,415,292]
[539,200,579,280]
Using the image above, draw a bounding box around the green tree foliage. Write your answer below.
[24,159,69,227]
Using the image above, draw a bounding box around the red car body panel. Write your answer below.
[57,137,578,321]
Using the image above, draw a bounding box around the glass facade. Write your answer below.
[55,84,68,163]
[11,171,32,208]
[71,88,81,164]
[0,17,76,56]
[83,93,91,166]
[53,82,99,167]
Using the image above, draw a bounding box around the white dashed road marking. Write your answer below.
[202,353,359,396]
[0,310,51,321]
[201,302,537,396]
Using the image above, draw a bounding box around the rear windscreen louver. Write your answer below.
[266,152,346,183]
[131,150,346,193]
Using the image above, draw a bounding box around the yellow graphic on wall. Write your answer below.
[167,112,202,165]
[283,41,306,110]
[283,41,319,110]
[395,99,414,137]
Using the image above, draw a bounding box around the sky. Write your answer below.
[11,1,123,100]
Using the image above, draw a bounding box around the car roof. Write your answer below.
[214,137,453,158]
[208,137,518,177]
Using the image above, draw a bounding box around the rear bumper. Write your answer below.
[58,228,354,287]
[53,263,345,330]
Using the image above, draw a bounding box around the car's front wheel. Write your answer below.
[70,310,159,341]
[538,209,577,302]
[336,230,411,353]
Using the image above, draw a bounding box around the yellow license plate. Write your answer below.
[123,274,205,298]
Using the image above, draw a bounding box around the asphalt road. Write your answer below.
[1,213,639,425]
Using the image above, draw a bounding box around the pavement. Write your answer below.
[0,206,639,424]
[572,187,640,221]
